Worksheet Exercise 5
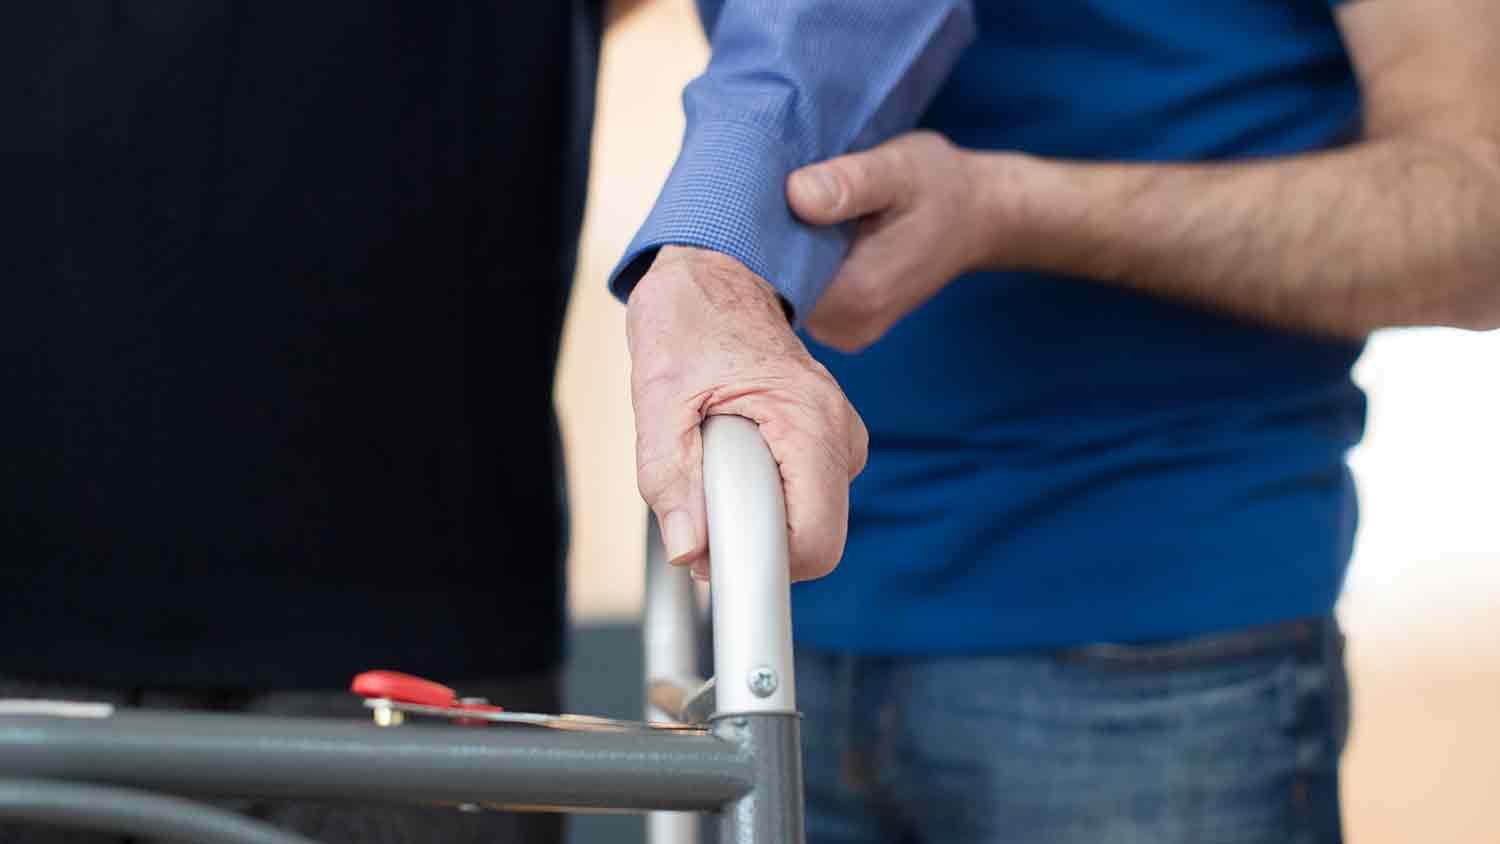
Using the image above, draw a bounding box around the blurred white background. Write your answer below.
[558,4,1500,841]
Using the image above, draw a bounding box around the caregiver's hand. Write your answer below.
[788,130,1013,352]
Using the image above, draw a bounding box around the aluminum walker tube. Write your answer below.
[0,710,751,812]
[644,515,703,844]
[0,779,320,844]
[701,416,806,844]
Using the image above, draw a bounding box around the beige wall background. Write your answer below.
[556,3,1500,841]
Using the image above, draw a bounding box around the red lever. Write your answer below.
[351,670,458,707]
[350,670,505,721]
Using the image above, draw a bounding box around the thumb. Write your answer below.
[787,143,909,226]
[636,411,709,568]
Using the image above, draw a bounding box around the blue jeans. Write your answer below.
[798,618,1348,844]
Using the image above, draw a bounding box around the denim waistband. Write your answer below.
[1056,617,1333,671]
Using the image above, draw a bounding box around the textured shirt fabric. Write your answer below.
[3,1,600,688]
[608,0,976,318]
[622,0,1368,654]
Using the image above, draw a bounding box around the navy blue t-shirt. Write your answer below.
[793,0,1368,652]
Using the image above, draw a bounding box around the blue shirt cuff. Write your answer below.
[608,119,848,322]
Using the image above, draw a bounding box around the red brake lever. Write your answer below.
[351,669,698,734]
[350,670,505,724]
[351,670,459,707]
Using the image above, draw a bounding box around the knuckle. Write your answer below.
[634,427,695,505]
[630,362,684,403]
[634,452,681,504]
[889,139,918,173]
[801,364,851,414]
[846,410,870,476]
[831,157,867,202]
[910,128,953,154]
[813,379,849,418]
[792,525,846,582]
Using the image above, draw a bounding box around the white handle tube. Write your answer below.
[646,806,698,844]
[644,498,703,844]
[701,415,796,716]
[643,516,702,712]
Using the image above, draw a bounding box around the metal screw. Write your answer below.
[747,666,778,698]
[372,704,404,727]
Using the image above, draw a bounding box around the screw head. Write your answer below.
[747,666,778,698]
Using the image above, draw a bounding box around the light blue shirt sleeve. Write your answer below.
[608,0,976,321]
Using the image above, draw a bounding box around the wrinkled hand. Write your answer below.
[788,130,1005,352]
[627,245,868,582]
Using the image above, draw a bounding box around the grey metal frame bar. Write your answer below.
[0,711,752,812]
[0,779,320,844]
[712,715,804,844]
[0,417,805,844]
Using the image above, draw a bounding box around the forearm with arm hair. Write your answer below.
[990,134,1500,338]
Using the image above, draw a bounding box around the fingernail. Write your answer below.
[796,168,839,211]
[662,510,697,564]
[690,561,710,582]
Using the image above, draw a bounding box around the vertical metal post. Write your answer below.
[712,716,804,844]
[701,416,805,844]
[644,516,702,844]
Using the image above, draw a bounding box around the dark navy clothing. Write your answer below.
[794,0,1367,654]
[3,2,600,687]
